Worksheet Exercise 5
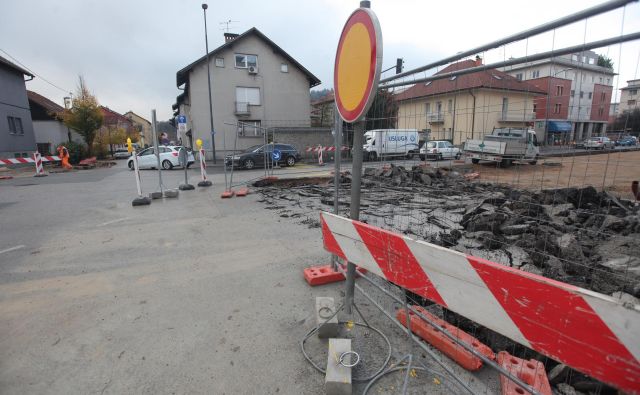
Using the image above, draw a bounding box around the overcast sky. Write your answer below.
[2,0,639,120]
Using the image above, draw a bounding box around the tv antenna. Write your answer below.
[219,20,239,32]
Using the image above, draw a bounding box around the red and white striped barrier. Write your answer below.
[305,146,350,153]
[320,211,640,394]
[33,152,47,177]
[0,155,60,165]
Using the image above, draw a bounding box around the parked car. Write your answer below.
[420,140,461,161]
[583,136,614,150]
[127,146,194,170]
[114,148,131,159]
[615,136,638,146]
[225,143,301,169]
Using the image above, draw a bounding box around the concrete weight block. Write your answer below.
[325,338,352,395]
[316,297,339,339]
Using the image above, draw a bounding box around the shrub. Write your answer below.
[64,141,87,164]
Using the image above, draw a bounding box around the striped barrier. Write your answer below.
[305,146,350,153]
[1,155,60,165]
[320,211,640,394]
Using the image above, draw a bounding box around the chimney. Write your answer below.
[475,55,483,66]
[224,33,239,43]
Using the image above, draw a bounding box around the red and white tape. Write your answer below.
[0,155,60,165]
[320,211,640,394]
[305,146,350,152]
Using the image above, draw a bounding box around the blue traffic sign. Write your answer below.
[272,149,281,161]
[177,115,187,124]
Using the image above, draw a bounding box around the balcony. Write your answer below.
[499,112,536,122]
[235,101,250,116]
[427,112,444,123]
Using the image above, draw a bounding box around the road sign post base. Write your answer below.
[34,173,48,177]
[149,191,163,199]
[132,196,151,206]
[221,190,235,198]
[179,183,195,191]
[164,189,179,198]
[198,180,212,187]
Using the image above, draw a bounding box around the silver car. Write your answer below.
[583,136,614,150]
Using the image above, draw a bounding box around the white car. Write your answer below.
[584,136,614,150]
[420,140,461,161]
[127,146,195,170]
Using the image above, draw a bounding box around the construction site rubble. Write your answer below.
[255,164,640,298]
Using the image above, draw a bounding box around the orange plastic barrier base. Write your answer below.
[221,190,235,198]
[303,265,345,286]
[397,305,495,371]
[236,187,249,197]
[497,351,551,395]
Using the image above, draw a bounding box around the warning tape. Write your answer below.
[305,146,350,152]
[320,211,640,394]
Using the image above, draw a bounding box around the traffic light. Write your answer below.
[396,58,404,74]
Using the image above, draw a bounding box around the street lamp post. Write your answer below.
[202,3,217,163]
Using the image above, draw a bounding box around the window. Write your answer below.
[215,57,224,67]
[606,78,610,85]
[36,143,51,155]
[436,101,442,114]
[554,103,562,114]
[556,86,563,96]
[447,99,452,113]
[628,100,636,106]
[598,107,604,116]
[571,54,578,61]
[533,103,537,113]
[591,76,595,82]
[234,53,258,68]
[582,56,587,63]
[599,77,603,83]
[7,116,23,135]
[235,87,261,105]
[571,90,575,97]
[580,91,584,99]
[515,73,523,81]
[629,89,637,96]
[502,97,508,115]
[425,102,431,114]
[531,70,540,78]
[238,120,262,137]
[601,92,606,101]
[589,58,595,65]
[588,92,592,99]
[280,63,288,73]
[582,74,586,82]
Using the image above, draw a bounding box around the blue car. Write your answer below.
[615,137,638,146]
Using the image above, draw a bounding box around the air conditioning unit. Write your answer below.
[248,66,258,74]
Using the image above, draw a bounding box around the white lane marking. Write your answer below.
[0,245,25,255]
[98,217,129,227]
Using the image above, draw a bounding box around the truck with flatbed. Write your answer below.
[463,128,539,167]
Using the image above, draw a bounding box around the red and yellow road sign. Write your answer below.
[334,7,382,123]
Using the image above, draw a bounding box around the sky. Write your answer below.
[2,0,640,121]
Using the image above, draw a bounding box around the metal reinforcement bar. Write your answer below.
[351,269,541,395]
[380,0,637,84]
[382,32,640,89]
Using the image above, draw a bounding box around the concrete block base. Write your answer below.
[179,183,195,191]
[164,189,179,198]
[132,196,151,206]
[316,297,339,339]
[197,180,212,187]
[149,191,163,199]
[325,338,352,395]
[33,173,48,177]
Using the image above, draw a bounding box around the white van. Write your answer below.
[362,129,419,161]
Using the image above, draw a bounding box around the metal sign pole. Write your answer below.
[178,147,194,190]
[149,109,164,199]
[332,104,343,271]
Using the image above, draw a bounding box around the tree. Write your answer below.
[597,55,614,70]
[365,89,398,130]
[612,108,640,134]
[59,77,104,157]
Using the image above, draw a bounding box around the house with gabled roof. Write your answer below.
[174,28,321,159]
[0,54,36,158]
[27,90,83,154]
[395,57,545,145]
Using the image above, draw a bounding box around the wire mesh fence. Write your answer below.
[247,1,640,393]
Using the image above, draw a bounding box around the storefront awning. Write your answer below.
[548,121,572,132]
